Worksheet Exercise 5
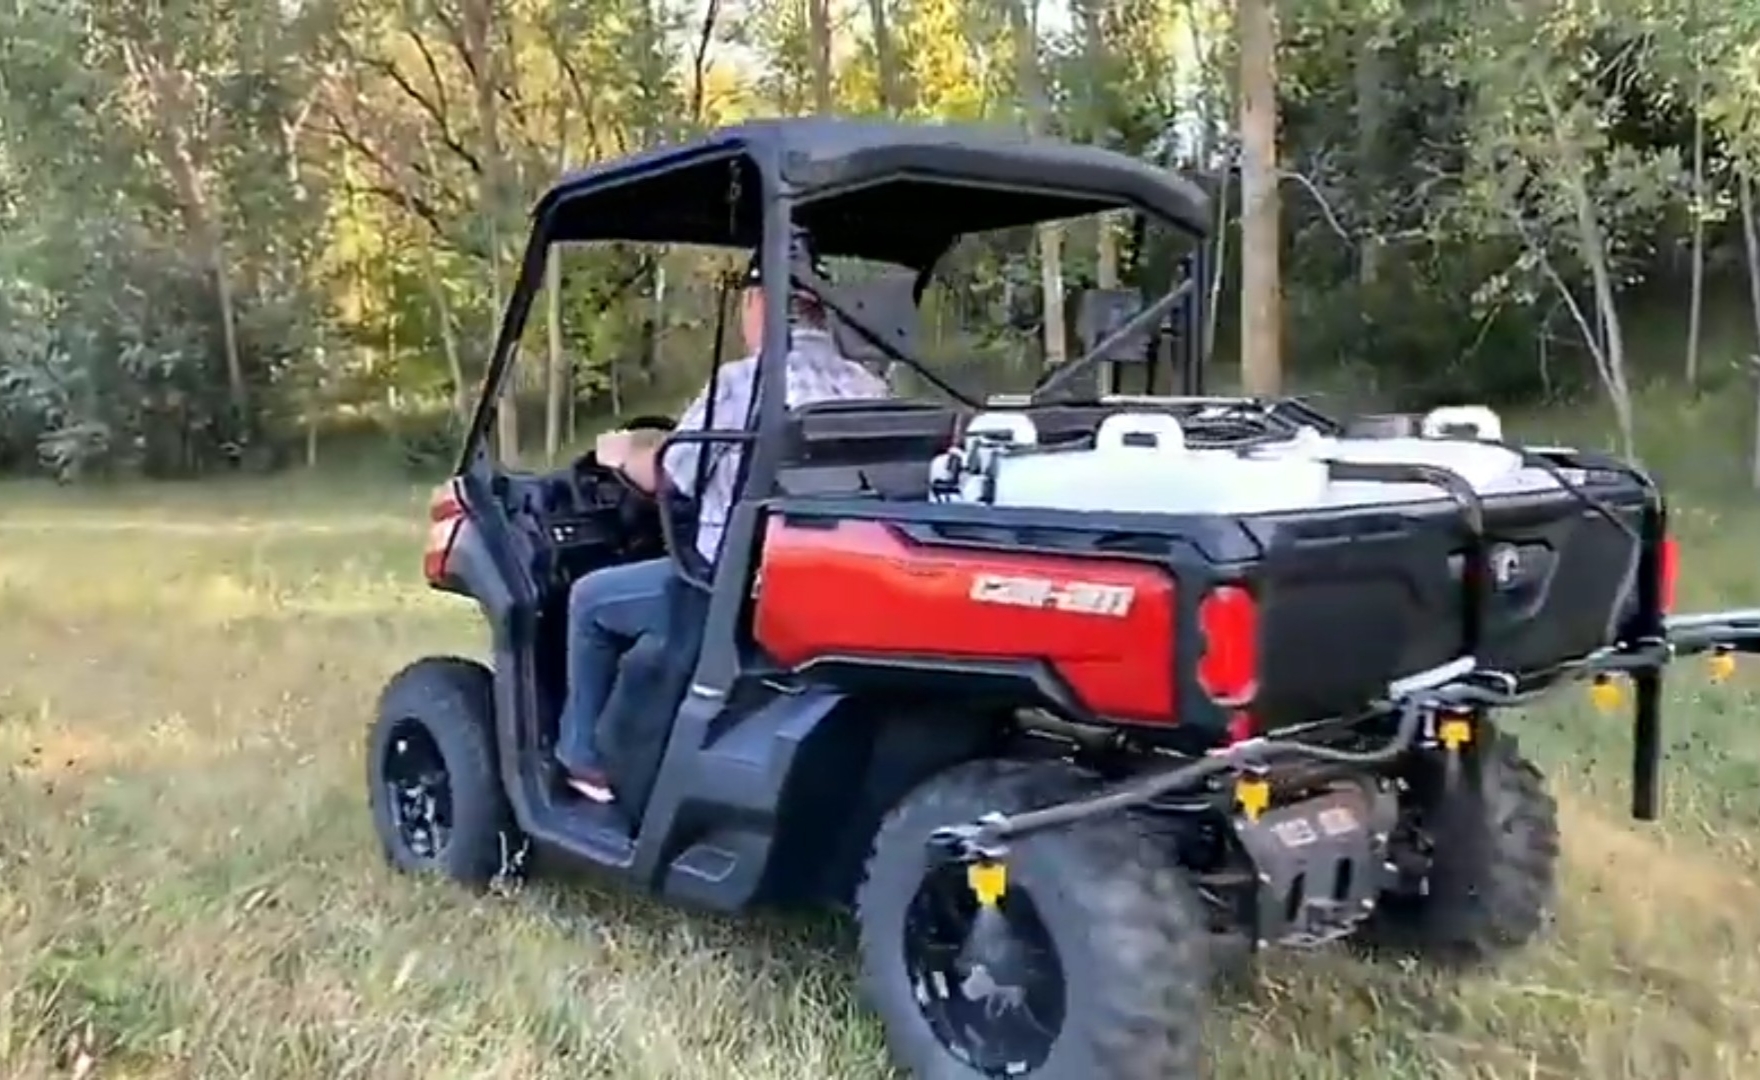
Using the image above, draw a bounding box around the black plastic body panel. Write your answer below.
[1245,479,1647,728]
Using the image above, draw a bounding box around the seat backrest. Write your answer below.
[777,399,964,499]
[785,399,961,463]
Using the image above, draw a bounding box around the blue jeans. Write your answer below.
[555,557,675,776]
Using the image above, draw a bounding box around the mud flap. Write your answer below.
[1232,783,1402,948]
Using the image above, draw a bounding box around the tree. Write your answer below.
[6,0,1760,483]
[107,2,252,428]
[1005,0,1067,368]
[1237,0,1281,394]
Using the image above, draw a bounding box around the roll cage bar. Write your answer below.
[459,119,1217,484]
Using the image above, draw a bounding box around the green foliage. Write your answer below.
[1,0,1757,480]
[0,211,304,479]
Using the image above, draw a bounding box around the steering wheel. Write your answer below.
[582,413,674,498]
[562,413,678,523]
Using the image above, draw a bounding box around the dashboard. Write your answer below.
[494,417,679,588]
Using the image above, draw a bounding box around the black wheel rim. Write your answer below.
[902,861,1068,1076]
[383,718,453,862]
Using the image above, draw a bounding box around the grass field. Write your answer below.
[5,390,1760,1079]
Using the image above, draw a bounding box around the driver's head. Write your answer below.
[740,225,830,354]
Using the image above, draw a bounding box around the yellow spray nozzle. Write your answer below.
[1588,674,1626,714]
[967,861,1008,907]
[1708,651,1737,683]
[1438,716,1473,751]
[1235,776,1271,822]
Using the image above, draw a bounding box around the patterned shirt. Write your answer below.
[662,327,889,562]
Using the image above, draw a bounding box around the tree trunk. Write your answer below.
[489,211,517,458]
[1685,29,1706,385]
[1008,0,1066,367]
[1081,0,1119,291]
[1751,361,1760,493]
[305,328,327,468]
[1039,226,1067,366]
[459,0,518,461]
[689,0,723,124]
[1354,20,1386,286]
[208,232,247,421]
[1097,220,1119,288]
[415,129,469,422]
[545,102,569,463]
[808,0,834,114]
[1741,168,1760,493]
[868,0,903,113]
[1529,69,1633,458]
[170,133,247,423]
[1581,214,1635,458]
[421,267,467,421]
[1183,0,1217,165]
[1740,168,1760,362]
[545,248,565,462]
[1237,0,1282,395]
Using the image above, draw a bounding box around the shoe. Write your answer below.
[564,768,616,804]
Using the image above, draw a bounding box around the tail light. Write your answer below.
[424,478,467,585]
[1659,536,1678,613]
[1197,584,1260,706]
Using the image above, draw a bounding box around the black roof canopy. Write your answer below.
[532,117,1213,272]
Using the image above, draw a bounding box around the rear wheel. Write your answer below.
[367,657,527,889]
[1359,724,1559,965]
[856,759,1209,1080]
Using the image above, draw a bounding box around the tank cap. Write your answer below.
[1420,405,1503,442]
[1096,412,1186,453]
[965,411,1039,446]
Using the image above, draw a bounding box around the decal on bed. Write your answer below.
[967,573,1137,618]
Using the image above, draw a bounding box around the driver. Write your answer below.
[555,227,891,804]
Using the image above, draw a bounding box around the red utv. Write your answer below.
[367,117,1760,1080]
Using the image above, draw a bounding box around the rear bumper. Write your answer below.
[929,605,1760,866]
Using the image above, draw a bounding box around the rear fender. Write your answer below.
[781,701,1012,906]
[635,679,1012,909]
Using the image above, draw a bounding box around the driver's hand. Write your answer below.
[596,428,665,492]
[595,429,636,468]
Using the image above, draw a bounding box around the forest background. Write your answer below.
[3,0,1758,480]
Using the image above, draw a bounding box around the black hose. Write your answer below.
[946,681,1478,850]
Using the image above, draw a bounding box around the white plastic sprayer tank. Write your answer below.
[934,407,1567,516]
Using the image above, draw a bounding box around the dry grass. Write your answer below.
[4,428,1760,1078]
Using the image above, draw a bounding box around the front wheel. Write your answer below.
[855,759,1209,1080]
[367,657,527,889]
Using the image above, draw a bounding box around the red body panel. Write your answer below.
[752,518,1180,724]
